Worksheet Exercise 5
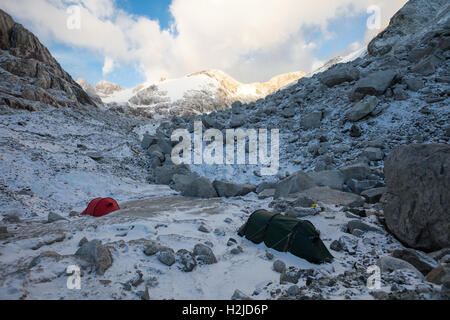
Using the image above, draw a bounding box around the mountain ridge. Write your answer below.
[77,69,306,118]
[0,9,95,110]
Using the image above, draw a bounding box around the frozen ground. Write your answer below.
[0,105,439,300]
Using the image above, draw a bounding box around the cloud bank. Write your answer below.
[0,0,407,83]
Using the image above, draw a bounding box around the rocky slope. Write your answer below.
[77,69,305,118]
[138,0,450,298]
[0,10,95,111]
[0,0,449,300]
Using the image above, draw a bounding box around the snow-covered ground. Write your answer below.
[1,104,436,300]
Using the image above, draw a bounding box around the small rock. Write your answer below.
[273,260,286,273]
[47,212,67,223]
[198,224,211,233]
[231,289,252,300]
[143,242,170,256]
[330,240,343,252]
[286,285,300,296]
[338,235,358,255]
[69,211,79,217]
[346,96,378,122]
[349,124,362,137]
[157,250,176,266]
[351,229,365,237]
[265,251,274,260]
[78,237,88,247]
[224,218,233,224]
[176,249,197,272]
[193,244,217,264]
[214,228,225,236]
[230,246,243,255]
[280,267,300,284]
[75,239,113,275]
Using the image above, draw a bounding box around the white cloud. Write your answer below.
[0,0,408,84]
[102,56,114,76]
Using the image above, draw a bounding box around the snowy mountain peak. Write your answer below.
[83,69,306,117]
[94,80,124,96]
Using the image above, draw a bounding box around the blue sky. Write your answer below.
[116,0,173,30]
[1,0,406,88]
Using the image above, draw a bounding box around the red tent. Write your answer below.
[81,198,120,217]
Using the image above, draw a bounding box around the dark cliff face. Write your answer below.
[0,9,95,110]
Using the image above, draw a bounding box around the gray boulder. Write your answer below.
[154,164,191,185]
[274,171,317,199]
[291,187,365,207]
[377,256,423,278]
[172,173,218,198]
[193,244,217,264]
[354,70,397,96]
[157,249,176,266]
[347,179,381,194]
[213,180,256,197]
[362,147,384,161]
[257,189,276,199]
[360,187,386,204]
[286,207,319,218]
[405,78,424,91]
[411,54,441,76]
[75,240,113,275]
[319,66,360,87]
[384,144,450,251]
[346,95,378,121]
[339,163,371,183]
[307,170,345,190]
[347,220,381,234]
[392,248,439,275]
[256,182,277,194]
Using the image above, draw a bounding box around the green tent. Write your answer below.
[238,209,333,264]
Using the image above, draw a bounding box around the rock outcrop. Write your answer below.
[0,9,95,110]
[384,144,450,251]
